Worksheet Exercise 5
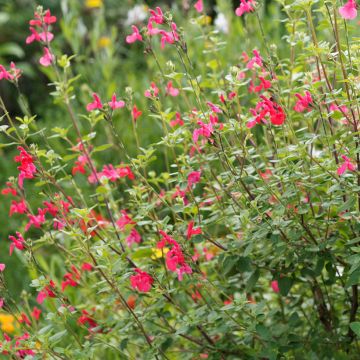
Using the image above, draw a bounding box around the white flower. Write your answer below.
[214,13,229,34]
[125,5,148,26]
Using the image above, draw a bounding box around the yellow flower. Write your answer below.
[0,313,15,333]
[85,0,103,9]
[98,36,111,48]
[151,247,169,259]
[198,15,212,26]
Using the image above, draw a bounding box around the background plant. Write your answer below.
[0,0,359,359]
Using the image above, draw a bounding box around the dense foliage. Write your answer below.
[0,0,359,359]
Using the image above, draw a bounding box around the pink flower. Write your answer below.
[0,65,13,81]
[147,21,161,36]
[126,25,143,44]
[235,0,256,17]
[25,208,47,231]
[170,112,184,127]
[193,121,214,143]
[1,182,17,196]
[247,95,286,128]
[14,146,36,189]
[187,221,202,240]
[39,47,54,67]
[339,0,357,20]
[194,0,204,13]
[126,228,142,247]
[294,91,313,112]
[246,49,263,69]
[43,9,57,24]
[158,231,193,281]
[159,23,179,48]
[37,281,56,304]
[206,101,222,113]
[271,280,279,293]
[187,171,201,188]
[9,232,25,255]
[337,155,356,175]
[108,93,125,110]
[26,27,53,44]
[166,81,180,97]
[130,269,154,292]
[0,264,5,272]
[116,210,135,231]
[149,7,164,24]
[145,82,160,97]
[9,199,28,216]
[86,93,103,111]
[132,105,142,121]
[31,307,41,321]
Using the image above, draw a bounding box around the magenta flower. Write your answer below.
[187,171,201,188]
[9,199,28,216]
[149,7,164,24]
[126,25,143,44]
[194,0,204,13]
[337,155,356,176]
[86,93,103,111]
[339,0,357,20]
[246,49,263,69]
[108,93,125,110]
[116,210,136,231]
[235,0,256,17]
[130,269,154,292]
[187,221,202,240]
[166,81,180,97]
[145,82,160,97]
[132,105,142,121]
[206,101,222,113]
[14,146,36,189]
[0,264,5,272]
[294,91,313,112]
[271,280,280,293]
[39,47,54,67]
[9,232,25,255]
[126,228,142,247]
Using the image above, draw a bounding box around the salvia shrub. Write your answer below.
[0,0,359,359]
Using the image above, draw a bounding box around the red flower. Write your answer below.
[126,228,142,247]
[14,146,36,189]
[187,221,202,240]
[78,310,98,330]
[130,269,154,292]
[31,307,41,321]
[132,105,142,121]
[9,199,27,216]
[170,112,184,127]
[187,171,201,188]
[25,208,47,231]
[37,281,56,304]
[337,155,356,176]
[294,91,313,113]
[145,82,160,97]
[157,231,192,281]
[9,232,25,255]
[116,210,136,231]
[81,262,93,271]
[86,93,103,111]
[1,182,17,196]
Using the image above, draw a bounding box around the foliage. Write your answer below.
[0,0,359,359]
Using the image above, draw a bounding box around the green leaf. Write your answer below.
[350,322,360,337]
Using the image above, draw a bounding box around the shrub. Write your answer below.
[0,1,359,358]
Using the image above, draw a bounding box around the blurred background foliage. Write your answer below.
[0,0,283,295]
